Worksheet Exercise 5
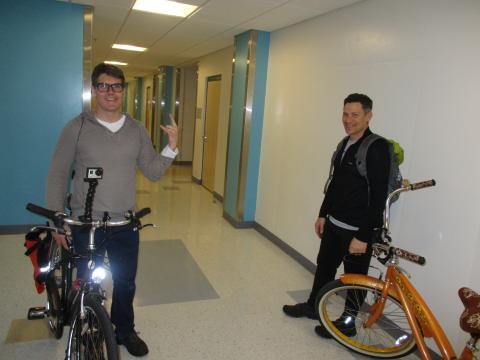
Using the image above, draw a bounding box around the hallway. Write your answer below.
[0,166,419,359]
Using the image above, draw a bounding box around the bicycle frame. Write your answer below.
[339,265,462,360]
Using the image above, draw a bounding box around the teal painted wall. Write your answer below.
[0,0,83,225]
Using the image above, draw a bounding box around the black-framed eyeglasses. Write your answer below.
[94,82,124,93]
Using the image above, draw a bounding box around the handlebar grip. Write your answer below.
[26,203,57,221]
[393,247,426,265]
[135,207,151,219]
[410,179,436,191]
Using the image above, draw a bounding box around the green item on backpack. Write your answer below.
[389,139,404,165]
[324,133,404,203]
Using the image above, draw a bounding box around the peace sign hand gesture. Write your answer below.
[159,114,179,150]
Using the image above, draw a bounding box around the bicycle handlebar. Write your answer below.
[26,203,151,229]
[26,203,64,228]
[393,247,426,265]
[384,179,436,233]
[409,179,436,191]
[372,243,426,266]
[377,179,435,267]
[134,207,151,220]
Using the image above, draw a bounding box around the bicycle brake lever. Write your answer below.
[135,223,157,231]
[132,223,157,232]
[373,244,392,265]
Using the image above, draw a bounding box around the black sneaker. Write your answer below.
[117,332,149,357]
[315,315,357,338]
[283,302,318,320]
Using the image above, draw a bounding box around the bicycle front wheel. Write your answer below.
[70,294,118,360]
[315,280,417,359]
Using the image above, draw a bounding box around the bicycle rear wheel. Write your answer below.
[315,280,417,359]
[70,294,118,360]
[45,241,64,339]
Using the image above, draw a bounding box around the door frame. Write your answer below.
[201,74,222,192]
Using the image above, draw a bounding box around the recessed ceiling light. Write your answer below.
[113,44,147,52]
[104,61,128,66]
[133,0,198,18]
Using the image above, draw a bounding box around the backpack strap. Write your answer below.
[355,133,388,205]
[323,136,348,194]
[355,133,384,178]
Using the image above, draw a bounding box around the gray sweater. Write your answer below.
[46,111,174,220]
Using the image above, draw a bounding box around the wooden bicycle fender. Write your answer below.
[339,274,400,300]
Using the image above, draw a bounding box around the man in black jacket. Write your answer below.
[282,93,390,337]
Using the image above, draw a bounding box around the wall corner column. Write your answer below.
[223,30,270,228]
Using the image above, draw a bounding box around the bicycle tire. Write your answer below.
[45,241,64,339]
[70,293,118,360]
[315,280,417,359]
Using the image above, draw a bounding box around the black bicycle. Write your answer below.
[26,166,153,360]
[26,203,151,360]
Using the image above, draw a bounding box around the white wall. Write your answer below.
[193,46,233,196]
[257,0,480,352]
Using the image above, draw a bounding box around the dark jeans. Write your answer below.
[71,223,139,339]
[307,219,372,309]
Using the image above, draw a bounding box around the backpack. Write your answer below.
[324,133,403,203]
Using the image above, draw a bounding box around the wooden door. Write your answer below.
[202,77,221,192]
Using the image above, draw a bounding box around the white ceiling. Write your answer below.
[59,0,363,78]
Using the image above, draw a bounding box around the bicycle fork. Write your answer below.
[65,316,78,360]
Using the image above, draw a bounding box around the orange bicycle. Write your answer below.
[315,179,480,359]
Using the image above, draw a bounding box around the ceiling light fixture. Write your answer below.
[104,61,128,66]
[113,44,147,52]
[133,0,198,18]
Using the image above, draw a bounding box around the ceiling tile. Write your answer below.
[115,11,181,46]
[57,0,365,76]
[191,0,286,26]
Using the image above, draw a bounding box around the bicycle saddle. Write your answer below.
[458,287,480,335]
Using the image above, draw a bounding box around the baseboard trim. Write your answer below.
[0,224,38,235]
[222,211,255,229]
[213,192,223,203]
[173,160,192,166]
[253,222,316,274]
[191,176,201,185]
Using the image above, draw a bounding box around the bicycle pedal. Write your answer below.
[27,306,47,320]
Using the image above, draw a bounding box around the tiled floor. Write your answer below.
[0,165,422,359]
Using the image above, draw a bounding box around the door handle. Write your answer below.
[203,136,208,142]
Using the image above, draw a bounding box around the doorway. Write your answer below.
[202,75,221,192]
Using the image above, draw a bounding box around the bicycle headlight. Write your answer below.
[91,267,106,283]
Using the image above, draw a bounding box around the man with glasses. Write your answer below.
[46,63,178,356]
[282,93,390,338]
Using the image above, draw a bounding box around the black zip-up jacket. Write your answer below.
[319,128,390,243]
